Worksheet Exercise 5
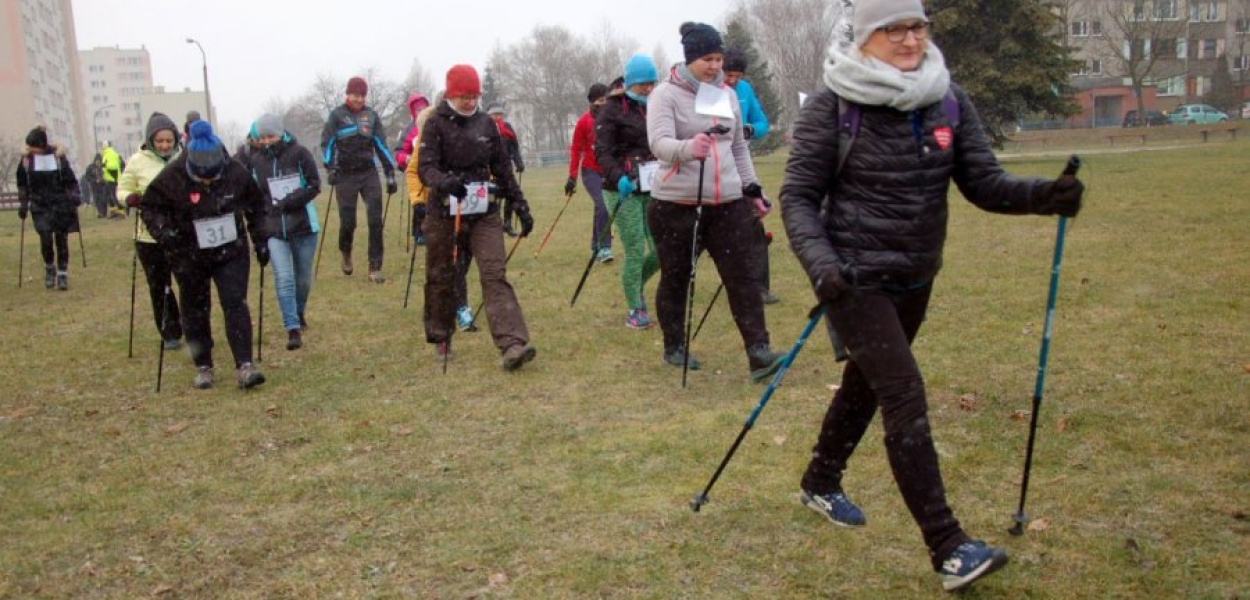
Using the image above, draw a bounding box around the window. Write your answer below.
[1155,75,1184,96]
[1156,38,1177,57]
[1071,21,1087,36]
[1237,18,1250,33]
[1155,0,1178,20]
[1202,39,1218,58]
[1205,1,1219,21]
[1091,20,1103,35]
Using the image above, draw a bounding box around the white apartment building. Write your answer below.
[79,46,153,157]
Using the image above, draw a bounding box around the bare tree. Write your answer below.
[402,59,434,97]
[652,43,671,75]
[737,0,843,132]
[0,136,22,194]
[1091,0,1190,114]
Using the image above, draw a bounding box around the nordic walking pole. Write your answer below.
[403,224,419,309]
[569,195,624,307]
[17,215,26,288]
[468,233,524,326]
[1009,155,1081,537]
[534,190,574,258]
[314,187,335,277]
[155,285,171,392]
[691,282,723,342]
[692,304,827,512]
[382,191,393,230]
[682,125,730,388]
[256,263,265,363]
[128,213,140,357]
[77,230,87,268]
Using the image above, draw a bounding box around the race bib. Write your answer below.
[267,175,301,204]
[637,161,660,193]
[451,182,490,216]
[193,214,239,249]
[33,155,58,172]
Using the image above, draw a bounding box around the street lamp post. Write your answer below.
[186,38,212,125]
[92,104,114,152]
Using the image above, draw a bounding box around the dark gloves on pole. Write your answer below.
[1039,176,1084,218]
[439,176,467,199]
[385,174,398,195]
[564,177,577,196]
[815,266,848,303]
[513,200,534,237]
[255,243,270,267]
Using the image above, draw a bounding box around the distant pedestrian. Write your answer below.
[396,93,431,245]
[567,82,613,262]
[100,141,126,219]
[486,103,524,237]
[320,76,397,283]
[16,126,80,290]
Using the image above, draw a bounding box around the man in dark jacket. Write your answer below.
[250,114,321,351]
[418,65,536,370]
[486,103,524,236]
[320,76,397,283]
[141,120,268,390]
[16,126,80,290]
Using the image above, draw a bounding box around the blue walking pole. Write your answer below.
[1009,155,1080,536]
[691,304,827,512]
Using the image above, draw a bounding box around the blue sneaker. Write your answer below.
[415,235,425,246]
[456,306,475,331]
[625,309,655,330]
[800,489,866,527]
[596,247,614,263]
[938,540,1009,592]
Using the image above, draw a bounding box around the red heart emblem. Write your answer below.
[934,126,953,150]
[190,193,201,205]
[476,187,487,198]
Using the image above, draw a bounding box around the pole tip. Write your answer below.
[691,492,708,512]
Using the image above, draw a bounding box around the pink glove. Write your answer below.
[690,133,713,160]
[753,196,771,219]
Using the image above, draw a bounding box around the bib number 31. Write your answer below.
[194,214,239,249]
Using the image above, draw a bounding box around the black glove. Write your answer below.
[18,207,27,220]
[1040,176,1084,218]
[516,165,525,174]
[414,203,427,221]
[815,265,849,303]
[326,169,338,186]
[514,201,534,237]
[386,174,398,195]
[439,176,467,199]
[742,183,763,200]
[255,244,270,267]
[744,124,755,140]
[564,177,577,195]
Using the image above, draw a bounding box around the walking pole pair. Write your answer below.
[466,234,525,328]
[16,216,26,288]
[534,190,574,259]
[680,125,730,388]
[128,213,140,357]
[314,187,336,277]
[1009,155,1081,536]
[691,304,827,511]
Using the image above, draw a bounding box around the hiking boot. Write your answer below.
[761,290,780,305]
[192,366,215,390]
[56,272,68,291]
[626,309,655,330]
[236,362,266,389]
[286,329,302,350]
[162,338,183,351]
[663,346,701,370]
[341,252,353,275]
[368,270,386,284]
[596,247,614,263]
[456,305,476,332]
[44,265,55,289]
[800,488,867,527]
[747,344,786,383]
[434,340,452,359]
[938,540,1009,592]
[501,343,537,371]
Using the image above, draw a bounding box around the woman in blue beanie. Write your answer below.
[140,120,270,390]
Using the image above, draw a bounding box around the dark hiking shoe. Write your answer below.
[236,362,266,389]
[800,489,867,527]
[192,366,215,390]
[341,253,353,275]
[938,541,1009,592]
[44,266,55,289]
[286,329,302,350]
[368,270,386,284]
[501,343,537,371]
[747,344,786,383]
[761,290,780,305]
[663,347,701,370]
[162,338,183,351]
[56,272,68,290]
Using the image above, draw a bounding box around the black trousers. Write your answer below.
[647,199,768,352]
[38,231,69,271]
[801,285,969,569]
[171,251,253,369]
[137,241,182,341]
[335,169,384,271]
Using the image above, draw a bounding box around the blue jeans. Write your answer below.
[268,233,318,331]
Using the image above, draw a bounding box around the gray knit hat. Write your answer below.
[254,113,283,138]
[853,0,927,47]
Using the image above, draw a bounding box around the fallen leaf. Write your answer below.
[152,584,173,596]
[164,422,189,436]
[488,572,510,587]
[958,394,978,412]
[1243,363,1250,374]
[1055,417,1068,433]
[1010,410,1030,422]
[395,427,415,436]
[1027,519,1049,531]
[772,435,787,446]
[826,384,840,391]
[265,405,281,418]
[6,406,39,419]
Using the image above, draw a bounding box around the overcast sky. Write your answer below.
[72,0,739,128]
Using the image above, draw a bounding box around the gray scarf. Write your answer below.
[822,39,951,111]
[675,63,725,93]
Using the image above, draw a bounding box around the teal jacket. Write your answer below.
[734,79,769,140]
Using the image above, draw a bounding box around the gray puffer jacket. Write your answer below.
[781,84,1053,290]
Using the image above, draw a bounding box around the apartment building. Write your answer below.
[79,46,155,157]
[0,0,90,168]
[1060,0,1250,125]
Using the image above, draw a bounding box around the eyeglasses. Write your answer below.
[879,21,930,43]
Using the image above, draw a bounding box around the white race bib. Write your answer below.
[193,214,239,249]
[451,182,490,216]
[637,161,660,193]
[33,155,58,172]
[695,84,736,119]
[267,175,301,204]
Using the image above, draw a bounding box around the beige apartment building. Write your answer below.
[79,46,154,158]
[0,0,90,169]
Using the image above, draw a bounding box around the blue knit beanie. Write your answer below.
[185,120,226,179]
[623,54,657,88]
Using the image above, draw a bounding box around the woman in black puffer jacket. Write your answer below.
[780,0,1083,593]
[15,126,80,290]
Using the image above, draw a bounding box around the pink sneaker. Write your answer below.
[626,309,655,330]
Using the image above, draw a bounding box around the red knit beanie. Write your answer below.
[346,76,368,96]
[445,65,481,98]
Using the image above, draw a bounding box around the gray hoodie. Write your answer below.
[646,64,757,205]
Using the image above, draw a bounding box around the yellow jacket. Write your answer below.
[405,104,438,207]
[101,146,123,183]
[118,147,180,242]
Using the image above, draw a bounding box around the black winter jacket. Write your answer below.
[140,153,267,266]
[594,92,655,193]
[320,104,395,175]
[248,134,322,240]
[417,103,524,216]
[16,146,80,234]
[781,85,1051,289]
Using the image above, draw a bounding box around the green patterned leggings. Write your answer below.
[609,191,659,310]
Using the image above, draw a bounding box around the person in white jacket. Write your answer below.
[645,21,783,383]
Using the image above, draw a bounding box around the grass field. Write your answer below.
[1,135,1247,599]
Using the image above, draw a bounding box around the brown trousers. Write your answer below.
[422,209,529,351]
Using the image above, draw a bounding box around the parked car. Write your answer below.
[1122,109,1169,127]
[1168,104,1229,125]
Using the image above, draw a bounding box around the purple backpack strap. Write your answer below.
[835,88,960,178]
